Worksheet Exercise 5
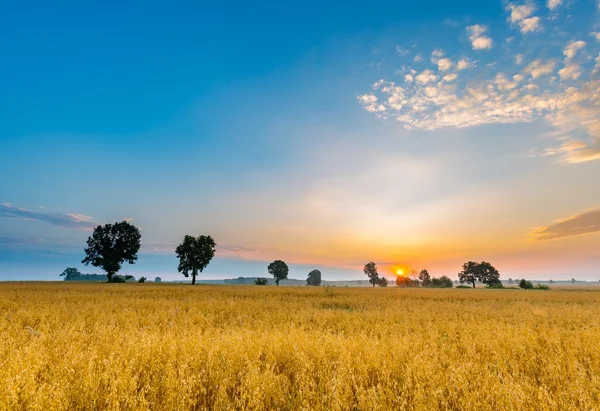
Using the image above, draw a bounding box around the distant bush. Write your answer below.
[254,277,268,285]
[378,277,388,287]
[431,275,453,288]
[138,277,147,283]
[535,284,550,290]
[110,276,126,283]
[486,282,505,289]
[154,277,162,283]
[519,279,534,289]
[456,285,471,289]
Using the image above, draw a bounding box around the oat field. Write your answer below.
[1,282,599,410]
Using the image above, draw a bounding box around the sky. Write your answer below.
[1,0,599,282]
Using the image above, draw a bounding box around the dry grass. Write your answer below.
[1,282,600,410]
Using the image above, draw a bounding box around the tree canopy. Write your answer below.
[306,269,322,286]
[268,260,289,285]
[458,261,500,288]
[419,269,431,287]
[175,235,216,285]
[82,221,141,282]
[363,261,379,287]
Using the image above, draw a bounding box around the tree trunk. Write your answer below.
[107,271,114,283]
[276,279,279,286]
[472,280,475,288]
[192,275,196,285]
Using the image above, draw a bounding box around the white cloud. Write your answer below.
[524,60,556,79]
[507,3,542,33]
[457,59,475,70]
[596,33,600,42]
[443,73,458,82]
[414,54,423,62]
[415,69,438,84]
[404,74,414,83]
[467,25,493,50]
[547,0,562,10]
[396,46,410,56]
[431,49,445,59]
[563,40,586,60]
[558,64,582,80]
[437,58,454,71]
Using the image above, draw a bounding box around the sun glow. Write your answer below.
[396,269,404,276]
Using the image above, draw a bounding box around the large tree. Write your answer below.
[458,261,500,288]
[306,269,322,286]
[419,269,432,287]
[268,260,288,286]
[82,221,141,282]
[364,261,379,287]
[175,235,216,285]
[60,267,82,281]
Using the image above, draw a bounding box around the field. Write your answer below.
[1,283,600,410]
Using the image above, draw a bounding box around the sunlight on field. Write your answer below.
[1,283,600,410]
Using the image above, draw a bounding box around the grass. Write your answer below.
[1,282,600,410]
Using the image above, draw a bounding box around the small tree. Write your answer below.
[138,276,147,283]
[268,260,288,286]
[458,261,478,288]
[60,267,82,281]
[154,277,162,283]
[431,275,453,288]
[378,277,388,287]
[175,235,216,285]
[364,261,379,287]
[82,221,142,282]
[519,279,534,289]
[254,277,268,285]
[571,278,576,284]
[419,269,431,287]
[306,269,322,286]
[508,278,514,284]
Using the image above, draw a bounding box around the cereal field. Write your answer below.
[1,283,600,410]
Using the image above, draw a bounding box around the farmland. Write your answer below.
[1,283,600,410]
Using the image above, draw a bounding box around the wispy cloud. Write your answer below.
[0,203,97,230]
[358,0,600,163]
[507,3,541,33]
[532,208,600,240]
[0,237,45,245]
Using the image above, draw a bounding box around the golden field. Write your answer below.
[1,283,600,410]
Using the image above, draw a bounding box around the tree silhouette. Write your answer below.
[60,267,81,281]
[268,260,289,286]
[175,235,216,285]
[458,261,500,288]
[306,269,322,286]
[363,261,379,287]
[82,221,141,282]
[419,269,431,287]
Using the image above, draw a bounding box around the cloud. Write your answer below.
[507,3,541,33]
[563,40,586,60]
[0,237,45,245]
[597,33,600,42]
[524,59,556,79]
[532,208,600,240]
[547,0,562,10]
[467,25,493,50]
[558,63,581,80]
[0,203,97,230]
[359,0,600,163]
[415,69,438,84]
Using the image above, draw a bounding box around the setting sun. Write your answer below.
[396,269,404,276]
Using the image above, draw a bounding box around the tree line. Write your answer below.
[68,220,505,288]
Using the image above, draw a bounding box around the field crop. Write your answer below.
[1,283,600,410]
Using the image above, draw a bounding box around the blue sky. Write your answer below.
[1,0,600,281]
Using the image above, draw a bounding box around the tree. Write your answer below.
[571,278,576,284]
[419,269,431,287]
[396,275,416,288]
[268,260,288,285]
[175,235,216,285]
[60,267,82,281]
[138,277,147,283]
[306,269,322,286]
[458,261,478,288]
[431,275,453,288]
[458,261,500,288]
[378,277,388,287]
[364,261,379,287]
[477,261,501,286]
[508,278,514,284]
[254,277,268,285]
[519,279,533,289]
[82,221,141,282]
[154,277,162,283]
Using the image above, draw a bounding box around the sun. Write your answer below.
[396,269,404,276]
